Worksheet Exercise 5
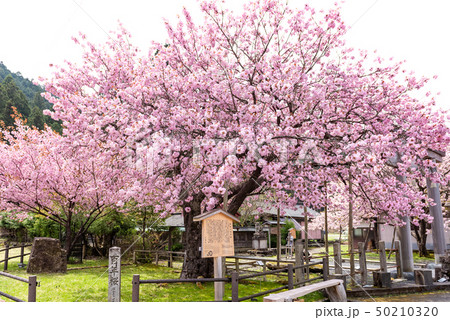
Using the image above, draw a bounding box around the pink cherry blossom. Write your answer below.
[28,0,450,277]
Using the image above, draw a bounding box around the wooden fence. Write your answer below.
[130,239,423,300]
[329,240,431,286]
[0,243,32,271]
[230,258,328,302]
[133,250,185,268]
[131,258,328,302]
[0,271,38,302]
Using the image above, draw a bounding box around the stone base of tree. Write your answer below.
[414,269,433,286]
[373,271,391,288]
[439,254,450,278]
[27,237,67,273]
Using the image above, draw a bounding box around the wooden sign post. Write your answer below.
[194,208,239,301]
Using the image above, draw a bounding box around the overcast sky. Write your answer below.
[1,0,449,110]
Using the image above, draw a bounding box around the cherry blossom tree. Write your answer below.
[41,0,449,277]
[406,148,450,257]
[0,119,132,257]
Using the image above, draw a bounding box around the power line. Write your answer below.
[71,0,120,48]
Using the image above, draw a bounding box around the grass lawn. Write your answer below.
[0,251,324,302]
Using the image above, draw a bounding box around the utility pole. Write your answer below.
[303,205,309,279]
[324,181,329,254]
[277,206,281,267]
[348,171,355,286]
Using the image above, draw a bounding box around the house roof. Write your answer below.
[264,205,319,218]
[193,208,240,223]
[234,226,270,232]
[163,213,184,227]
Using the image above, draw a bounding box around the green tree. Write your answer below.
[32,92,47,110]
[26,215,61,239]
[0,212,31,242]
[0,84,9,126]
[281,220,295,246]
[0,62,45,103]
[29,106,45,130]
[1,75,30,118]
[87,210,136,256]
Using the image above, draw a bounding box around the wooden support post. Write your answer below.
[379,241,387,273]
[132,274,140,302]
[82,243,86,262]
[394,240,403,278]
[4,243,9,271]
[214,257,224,301]
[322,258,329,281]
[358,242,367,286]
[333,242,342,274]
[222,256,226,278]
[231,272,239,302]
[20,245,25,265]
[263,261,267,281]
[133,251,137,264]
[28,275,37,302]
[287,264,294,290]
[169,252,173,268]
[295,242,304,285]
[155,252,159,265]
[168,227,173,268]
[235,257,239,273]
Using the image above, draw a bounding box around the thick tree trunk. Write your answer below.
[418,237,428,257]
[412,220,429,257]
[180,199,213,279]
[63,222,83,260]
[64,223,74,259]
[418,220,429,257]
[179,169,263,279]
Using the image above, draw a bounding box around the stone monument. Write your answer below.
[252,222,268,250]
[27,237,67,273]
[108,246,121,302]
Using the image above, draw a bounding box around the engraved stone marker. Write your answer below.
[108,246,121,302]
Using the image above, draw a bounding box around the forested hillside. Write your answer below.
[0,62,61,132]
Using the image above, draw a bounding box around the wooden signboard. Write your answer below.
[194,209,239,258]
[289,228,297,239]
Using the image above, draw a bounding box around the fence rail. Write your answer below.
[131,257,327,302]
[0,243,32,271]
[231,259,327,302]
[0,271,38,302]
[133,250,185,268]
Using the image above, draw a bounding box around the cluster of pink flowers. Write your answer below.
[1,0,448,236]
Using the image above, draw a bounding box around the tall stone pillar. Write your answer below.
[396,175,414,272]
[427,175,447,259]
